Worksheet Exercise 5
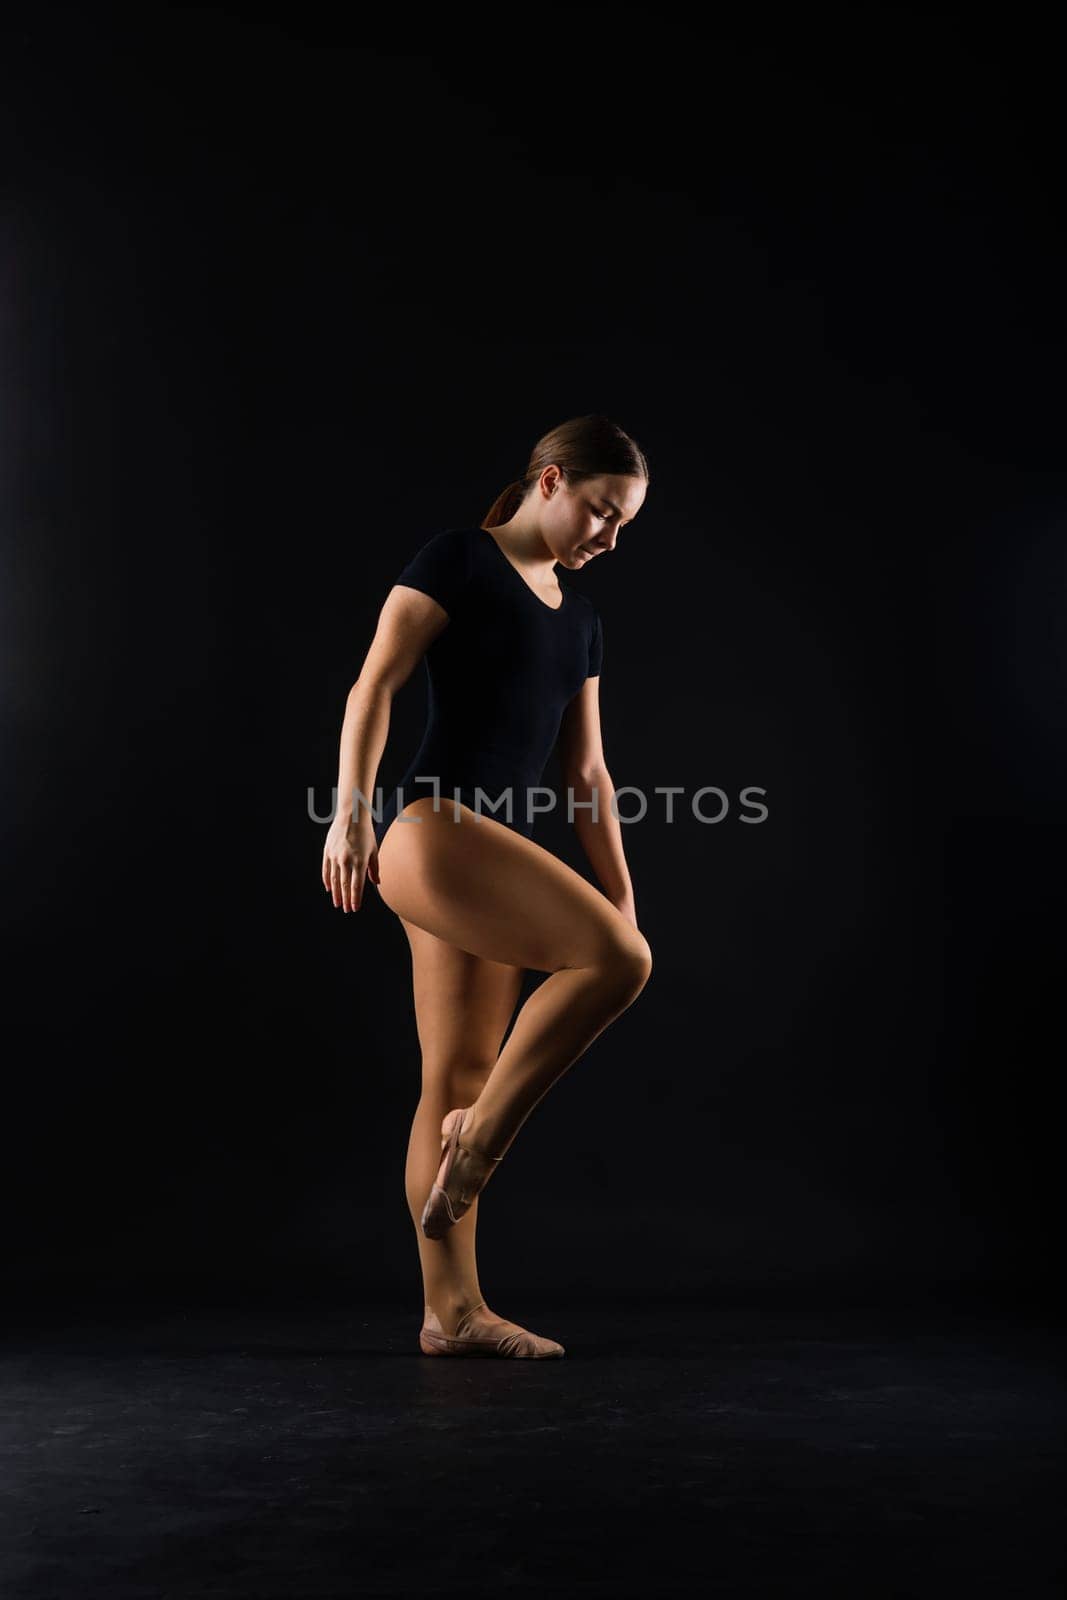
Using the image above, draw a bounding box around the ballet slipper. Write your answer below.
[420,1107,504,1241]
[419,1300,565,1358]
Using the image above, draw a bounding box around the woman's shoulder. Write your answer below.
[392,527,476,616]
[404,525,477,558]
[396,525,478,569]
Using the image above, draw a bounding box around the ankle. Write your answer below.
[461,1104,506,1161]
[425,1295,486,1334]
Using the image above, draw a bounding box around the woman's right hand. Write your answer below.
[322,811,380,913]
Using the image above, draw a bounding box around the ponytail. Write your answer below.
[479,477,528,529]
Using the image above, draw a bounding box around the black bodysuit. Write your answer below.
[371,526,603,847]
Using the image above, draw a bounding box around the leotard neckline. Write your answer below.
[477,526,570,614]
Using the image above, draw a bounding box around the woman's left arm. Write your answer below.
[555,677,639,929]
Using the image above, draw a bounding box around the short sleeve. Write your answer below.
[587,609,603,677]
[393,527,473,617]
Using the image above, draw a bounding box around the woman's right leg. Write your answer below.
[377,797,652,1167]
[397,912,525,1336]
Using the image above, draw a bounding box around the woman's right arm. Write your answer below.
[322,585,450,913]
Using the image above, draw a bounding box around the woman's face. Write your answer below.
[544,471,647,568]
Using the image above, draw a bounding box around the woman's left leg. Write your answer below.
[397,913,525,1337]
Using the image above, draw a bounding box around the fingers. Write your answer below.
[323,853,369,912]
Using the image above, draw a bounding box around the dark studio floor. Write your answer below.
[1,1288,1063,1598]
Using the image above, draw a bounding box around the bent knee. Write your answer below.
[627,931,654,989]
[602,930,653,999]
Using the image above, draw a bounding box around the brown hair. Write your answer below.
[480,413,650,529]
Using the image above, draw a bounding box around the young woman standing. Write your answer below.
[322,414,651,1357]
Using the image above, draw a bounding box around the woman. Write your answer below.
[321,414,652,1359]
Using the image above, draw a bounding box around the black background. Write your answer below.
[2,4,1063,1311]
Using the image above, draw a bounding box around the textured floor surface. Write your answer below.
[1,1293,1063,1597]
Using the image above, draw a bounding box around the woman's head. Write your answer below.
[481,413,648,569]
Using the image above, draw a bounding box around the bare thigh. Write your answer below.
[377,797,649,973]
[398,913,526,1079]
